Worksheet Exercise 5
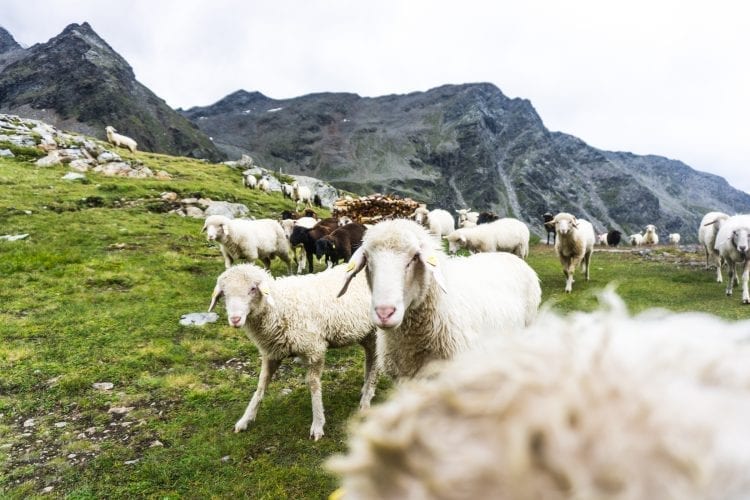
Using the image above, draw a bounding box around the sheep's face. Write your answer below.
[447,235,465,254]
[204,223,226,241]
[414,212,426,225]
[645,225,657,234]
[732,228,750,256]
[555,218,573,235]
[315,238,333,259]
[209,270,274,327]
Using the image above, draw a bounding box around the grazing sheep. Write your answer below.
[329,292,750,499]
[315,223,367,268]
[668,233,681,245]
[413,207,455,238]
[643,224,659,245]
[291,182,313,207]
[459,219,477,228]
[208,264,378,440]
[542,212,556,244]
[629,233,644,246]
[280,183,293,199]
[290,218,339,273]
[257,177,271,192]
[280,216,318,274]
[104,126,137,153]
[455,209,479,225]
[715,214,750,303]
[202,215,291,272]
[553,212,595,293]
[606,230,622,247]
[597,233,608,245]
[477,211,500,225]
[338,219,541,379]
[699,211,730,282]
[243,173,258,189]
[445,217,530,259]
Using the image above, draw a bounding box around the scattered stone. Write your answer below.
[107,406,134,415]
[204,201,249,219]
[0,148,14,157]
[184,206,204,218]
[124,459,140,465]
[155,170,172,180]
[160,191,178,202]
[35,151,61,167]
[221,455,232,463]
[280,388,293,396]
[62,172,86,181]
[0,234,29,241]
[54,422,67,428]
[41,486,54,493]
[96,151,122,163]
[179,312,219,326]
[69,159,93,172]
[149,440,164,448]
[67,453,76,459]
[92,382,114,391]
[23,418,36,428]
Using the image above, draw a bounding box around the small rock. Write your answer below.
[107,406,134,415]
[280,388,293,396]
[54,422,67,428]
[23,418,36,428]
[124,459,140,465]
[35,151,61,167]
[0,148,14,157]
[179,312,219,326]
[221,455,232,463]
[0,233,30,242]
[160,191,178,202]
[149,440,164,448]
[96,151,122,163]
[42,486,54,493]
[184,206,204,218]
[69,159,93,172]
[155,170,172,180]
[67,453,77,459]
[62,172,86,181]
[85,426,97,434]
[93,382,114,391]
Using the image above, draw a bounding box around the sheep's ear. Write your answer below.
[201,223,207,233]
[337,246,366,298]
[571,217,579,228]
[258,281,275,308]
[208,285,223,312]
[459,235,467,245]
[418,249,448,294]
[221,223,229,235]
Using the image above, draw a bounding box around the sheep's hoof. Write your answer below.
[234,420,249,433]
[310,428,324,441]
[744,299,750,305]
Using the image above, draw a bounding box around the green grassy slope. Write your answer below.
[1,148,748,498]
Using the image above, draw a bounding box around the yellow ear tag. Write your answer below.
[259,284,271,296]
[346,261,356,272]
[329,488,345,500]
[426,255,438,267]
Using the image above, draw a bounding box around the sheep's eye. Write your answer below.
[249,286,257,294]
[407,253,419,267]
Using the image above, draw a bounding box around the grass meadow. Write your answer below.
[1,150,749,498]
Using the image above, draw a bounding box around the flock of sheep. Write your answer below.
[197,190,750,498]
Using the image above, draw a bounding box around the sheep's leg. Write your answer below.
[234,356,282,433]
[742,263,750,304]
[583,251,592,281]
[306,358,326,441]
[716,255,724,283]
[220,247,233,269]
[296,247,307,274]
[561,256,579,293]
[725,260,735,296]
[358,334,379,409]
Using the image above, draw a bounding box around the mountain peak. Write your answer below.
[0,26,21,54]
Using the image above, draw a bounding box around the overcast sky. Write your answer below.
[3,0,749,192]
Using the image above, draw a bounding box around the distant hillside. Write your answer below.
[183,83,750,240]
[0,23,223,161]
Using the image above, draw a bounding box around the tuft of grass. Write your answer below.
[1,147,749,498]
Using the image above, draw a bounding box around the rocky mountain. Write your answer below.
[183,83,750,240]
[0,23,222,161]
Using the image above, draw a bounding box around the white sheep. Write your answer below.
[338,215,354,227]
[629,233,644,246]
[714,214,750,304]
[202,215,292,272]
[668,233,681,245]
[329,292,750,499]
[597,233,608,245]
[243,174,257,189]
[553,212,595,293]
[338,219,541,379]
[257,177,271,192]
[104,126,137,153]
[643,224,659,245]
[291,182,313,207]
[455,208,479,225]
[699,211,730,283]
[445,217,530,259]
[208,264,378,440]
[458,219,477,229]
[413,207,455,237]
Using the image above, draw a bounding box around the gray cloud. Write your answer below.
[3,0,749,193]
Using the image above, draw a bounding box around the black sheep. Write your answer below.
[290,218,338,273]
[477,211,500,225]
[542,212,556,245]
[607,230,622,247]
[315,223,367,267]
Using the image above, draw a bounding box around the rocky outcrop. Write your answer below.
[183,83,750,241]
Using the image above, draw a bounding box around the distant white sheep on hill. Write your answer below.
[104,126,137,153]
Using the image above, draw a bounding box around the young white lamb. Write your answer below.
[257,177,271,192]
[329,293,750,500]
[202,215,292,272]
[291,182,313,207]
[668,233,681,245]
[338,219,541,379]
[699,211,730,283]
[104,126,137,153]
[714,214,750,304]
[413,207,455,237]
[629,233,644,246]
[455,208,479,225]
[243,174,257,189]
[445,217,530,259]
[643,224,659,245]
[208,264,378,440]
[553,212,595,293]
